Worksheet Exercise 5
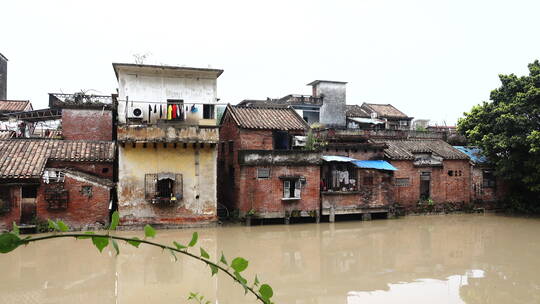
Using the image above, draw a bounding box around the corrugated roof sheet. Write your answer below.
[0,140,115,179]
[454,146,487,164]
[227,105,309,130]
[352,160,398,171]
[372,139,469,160]
[0,100,31,113]
[321,155,356,162]
[362,103,409,118]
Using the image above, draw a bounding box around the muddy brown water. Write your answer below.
[1,214,540,304]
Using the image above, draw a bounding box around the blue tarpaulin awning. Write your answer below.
[352,160,398,171]
[322,156,398,171]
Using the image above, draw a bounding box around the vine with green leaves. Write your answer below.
[0,211,275,304]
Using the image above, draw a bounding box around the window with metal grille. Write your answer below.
[482,170,496,188]
[283,179,301,199]
[145,173,183,202]
[257,168,270,179]
[203,104,215,119]
[395,178,410,187]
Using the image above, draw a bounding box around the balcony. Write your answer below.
[118,100,225,127]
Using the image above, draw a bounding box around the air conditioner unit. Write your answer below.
[370,112,378,119]
[127,107,144,119]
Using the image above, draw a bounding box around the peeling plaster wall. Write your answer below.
[118,144,217,226]
[315,82,346,128]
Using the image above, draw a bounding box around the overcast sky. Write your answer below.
[1,0,539,125]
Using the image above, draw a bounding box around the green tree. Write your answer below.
[458,60,540,212]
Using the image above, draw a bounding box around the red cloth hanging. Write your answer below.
[172,104,177,119]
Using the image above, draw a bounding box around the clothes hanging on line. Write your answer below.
[172,104,177,119]
[167,105,172,120]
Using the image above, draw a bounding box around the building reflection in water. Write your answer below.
[1,215,540,304]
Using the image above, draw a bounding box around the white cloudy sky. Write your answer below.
[1,0,539,125]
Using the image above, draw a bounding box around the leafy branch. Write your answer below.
[0,212,274,304]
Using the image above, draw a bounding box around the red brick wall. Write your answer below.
[36,175,110,229]
[238,165,320,217]
[0,187,21,231]
[471,166,508,204]
[391,159,471,209]
[321,169,394,213]
[62,109,112,141]
[219,112,313,215]
[47,161,113,179]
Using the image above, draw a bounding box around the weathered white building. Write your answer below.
[113,63,223,227]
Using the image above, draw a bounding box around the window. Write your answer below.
[322,163,357,192]
[273,131,290,150]
[203,104,215,119]
[45,183,68,210]
[81,186,93,197]
[145,173,184,203]
[283,179,301,199]
[482,170,496,188]
[257,168,270,179]
[395,178,410,187]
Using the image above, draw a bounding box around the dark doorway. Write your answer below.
[21,185,38,225]
[420,172,431,200]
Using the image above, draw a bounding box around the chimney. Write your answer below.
[0,53,6,100]
[308,80,347,128]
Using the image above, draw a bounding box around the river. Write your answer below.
[1,214,539,303]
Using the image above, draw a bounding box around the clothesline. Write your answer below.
[119,99,227,105]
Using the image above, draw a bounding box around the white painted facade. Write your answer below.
[113,64,222,124]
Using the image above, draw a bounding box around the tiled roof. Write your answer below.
[0,140,115,179]
[236,99,288,108]
[0,100,31,113]
[362,103,410,119]
[346,105,370,117]
[0,130,14,139]
[226,105,309,130]
[372,139,468,160]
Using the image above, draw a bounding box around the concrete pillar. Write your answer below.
[284,217,290,225]
[329,206,335,223]
[246,216,252,226]
[362,213,372,221]
[315,210,320,224]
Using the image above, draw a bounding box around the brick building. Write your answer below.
[0,140,115,231]
[316,131,397,220]
[454,146,507,206]
[113,63,222,227]
[218,105,321,221]
[373,139,471,210]
[48,93,113,141]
